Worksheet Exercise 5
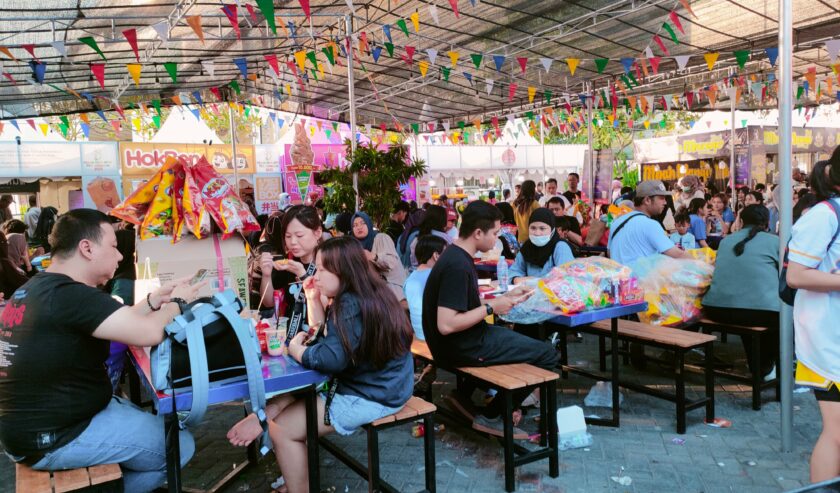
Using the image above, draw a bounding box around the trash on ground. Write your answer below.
[705,418,732,428]
[556,405,594,450]
[747,461,757,466]
[584,381,624,408]
[671,438,685,445]
[611,475,632,486]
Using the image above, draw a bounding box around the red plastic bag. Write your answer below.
[186,156,259,238]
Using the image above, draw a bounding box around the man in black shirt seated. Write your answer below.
[0,209,204,492]
[422,201,559,437]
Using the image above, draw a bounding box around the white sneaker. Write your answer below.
[763,367,777,382]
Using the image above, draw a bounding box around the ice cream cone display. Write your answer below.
[290,122,314,166]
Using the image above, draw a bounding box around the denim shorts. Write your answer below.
[319,392,403,436]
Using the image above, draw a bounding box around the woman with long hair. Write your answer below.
[257,206,323,328]
[513,180,539,243]
[227,237,413,493]
[703,205,779,378]
[1,219,31,275]
[351,211,407,302]
[787,152,840,483]
[248,212,284,311]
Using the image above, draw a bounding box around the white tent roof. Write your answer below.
[147,106,221,144]
[0,118,67,141]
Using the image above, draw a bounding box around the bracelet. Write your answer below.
[146,292,161,312]
[169,297,188,314]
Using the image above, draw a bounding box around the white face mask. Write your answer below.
[682,186,692,193]
[529,233,552,247]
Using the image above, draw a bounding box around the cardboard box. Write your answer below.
[134,234,249,307]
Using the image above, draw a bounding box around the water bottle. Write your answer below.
[496,257,509,293]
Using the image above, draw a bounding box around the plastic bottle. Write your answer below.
[496,257,509,293]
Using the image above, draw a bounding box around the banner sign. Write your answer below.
[81,142,119,174]
[641,158,731,184]
[119,142,255,176]
[255,174,283,214]
[255,144,282,173]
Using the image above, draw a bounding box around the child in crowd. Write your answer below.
[669,212,696,250]
[403,235,449,341]
[687,197,710,248]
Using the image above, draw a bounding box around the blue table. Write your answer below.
[548,302,647,428]
[129,346,327,493]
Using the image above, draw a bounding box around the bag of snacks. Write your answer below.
[187,156,260,238]
[630,255,714,327]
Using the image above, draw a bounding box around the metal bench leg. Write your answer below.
[621,340,630,366]
[775,361,781,402]
[751,332,762,411]
[676,350,687,435]
[164,411,182,493]
[705,342,715,423]
[366,427,380,493]
[423,414,436,493]
[502,391,515,493]
[559,331,569,379]
[598,335,606,372]
[547,380,559,478]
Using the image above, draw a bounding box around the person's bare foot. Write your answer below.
[226,413,264,447]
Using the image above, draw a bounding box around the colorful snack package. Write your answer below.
[188,156,260,237]
[139,158,179,239]
[180,161,209,239]
[110,171,164,225]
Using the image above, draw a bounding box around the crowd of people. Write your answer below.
[1,154,840,492]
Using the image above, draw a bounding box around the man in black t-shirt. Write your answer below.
[0,209,204,492]
[422,201,558,438]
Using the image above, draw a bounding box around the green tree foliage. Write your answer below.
[318,141,427,228]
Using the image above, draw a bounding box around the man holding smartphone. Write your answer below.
[422,201,558,438]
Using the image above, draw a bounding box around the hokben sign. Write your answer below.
[119,142,255,176]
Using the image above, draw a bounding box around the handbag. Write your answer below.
[150,290,271,453]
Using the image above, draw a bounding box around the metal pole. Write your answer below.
[730,89,737,211]
[586,82,595,206]
[778,0,794,453]
[229,103,240,196]
[540,110,547,188]
[345,14,359,212]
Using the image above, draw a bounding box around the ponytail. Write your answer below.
[734,225,761,256]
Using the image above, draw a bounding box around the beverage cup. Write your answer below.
[265,328,286,356]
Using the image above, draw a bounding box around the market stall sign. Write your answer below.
[119,142,255,176]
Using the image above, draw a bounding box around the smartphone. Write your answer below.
[190,269,209,286]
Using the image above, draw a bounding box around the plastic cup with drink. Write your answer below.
[265,317,289,356]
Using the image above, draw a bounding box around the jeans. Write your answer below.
[31,396,195,493]
[445,324,559,418]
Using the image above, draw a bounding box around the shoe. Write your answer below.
[444,391,476,422]
[763,367,777,382]
[520,390,540,408]
[472,415,529,440]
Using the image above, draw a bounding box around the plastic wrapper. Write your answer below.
[110,172,163,225]
[559,257,632,282]
[138,159,179,239]
[630,255,714,327]
[686,247,717,265]
[188,156,260,238]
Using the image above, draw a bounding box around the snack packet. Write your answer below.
[188,156,260,237]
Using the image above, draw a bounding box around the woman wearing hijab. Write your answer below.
[509,208,575,283]
[352,211,407,303]
[674,175,705,213]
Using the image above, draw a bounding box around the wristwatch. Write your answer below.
[484,303,494,316]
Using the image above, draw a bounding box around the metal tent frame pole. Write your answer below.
[729,88,736,211]
[229,103,239,196]
[778,0,794,453]
[345,14,359,212]
[587,82,595,206]
[540,109,547,187]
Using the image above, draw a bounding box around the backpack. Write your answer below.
[779,199,840,306]
[151,289,271,453]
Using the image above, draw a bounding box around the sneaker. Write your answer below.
[763,367,777,382]
[472,415,529,440]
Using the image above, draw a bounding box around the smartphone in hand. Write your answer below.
[190,269,209,286]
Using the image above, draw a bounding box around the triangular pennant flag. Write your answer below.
[428,4,440,25]
[29,61,46,84]
[321,46,335,66]
[152,116,161,129]
[90,63,106,89]
[765,47,779,67]
[372,46,383,62]
[404,46,416,65]
[79,36,106,60]
[442,121,451,132]
[132,117,142,132]
[50,41,66,58]
[448,51,459,67]
[734,50,750,69]
[471,53,483,69]
[566,58,580,76]
[544,90,552,105]
[806,66,817,90]
[38,123,49,136]
[409,12,421,32]
[306,51,318,67]
[516,57,527,74]
[265,54,280,75]
[679,0,696,17]
[825,40,840,64]
[649,56,661,74]
[80,122,90,138]
[418,59,429,77]
[152,21,170,42]
[620,57,634,74]
[294,50,307,70]
[221,4,240,39]
[440,66,450,81]
[126,64,142,86]
[122,29,139,62]
[110,120,121,134]
[508,82,517,101]
[485,78,494,95]
[653,35,669,56]
[21,44,38,62]
[396,19,409,37]
[539,57,553,73]
[299,0,311,19]
[255,0,277,35]
[427,48,438,65]
[0,47,17,62]
[703,52,719,71]
[25,119,36,131]
[186,15,205,44]
[594,58,609,73]
[151,99,162,116]
[382,24,393,43]
[384,43,394,58]
[493,54,505,71]
[663,23,679,45]
[229,79,241,95]
[201,60,215,77]
[669,11,685,34]
[163,62,178,82]
[527,86,536,103]
[448,0,460,18]
[674,55,690,70]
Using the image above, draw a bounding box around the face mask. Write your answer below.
[682,186,692,193]
[530,233,552,247]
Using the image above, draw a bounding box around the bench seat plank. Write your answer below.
[15,464,52,493]
[370,396,436,427]
[697,318,767,332]
[53,468,91,493]
[591,320,716,348]
[88,464,122,485]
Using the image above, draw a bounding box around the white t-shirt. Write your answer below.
[789,199,840,381]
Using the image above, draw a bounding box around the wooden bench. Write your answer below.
[411,339,559,493]
[16,463,122,493]
[319,396,437,493]
[694,318,780,410]
[555,319,716,434]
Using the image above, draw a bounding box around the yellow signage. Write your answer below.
[642,160,730,182]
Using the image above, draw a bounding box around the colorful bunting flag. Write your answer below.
[186,16,205,44]
[765,47,778,67]
[126,64,141,86]
[485,78,494,95]
[322,46,335,66]
[427,48,438,65]
[163,62,178,82]
[448,51,459,67]
[152,21,170,42]
[404,46,415,65]
[669,11,685,34]
[593,58,608,74]
[734,50,750,69]
[29,61,46,83]
[221,4,241,39]
[50,41,66,58]
[0,47,17,62]
[652,35,669,55]
[201,60,215,77]
[679,0,696,17]
[410,12,420,32]
[123,29,139,61]
[396,19,409,37]
[229,80,241,95]
[470,53,483,69]
[620,57,634,74]
[527,86,536,103]
[648,56,661,74]
[662,23,679,45]
[493,54,505,71]
[384,43,394,57]
[441,66,450,81]
[516,57,527,74]
[566,58,580,76]
[540,57,553,73]
[78,36,107,61]
[299,0,311,20]
[508,82,517,101]
[428,4,440,25]
[448,0,460,18]
[704,52,719,71]
[90,63,106,89]
[418,60,429,77]
[372,46,383,62]
[80,122,90,138]
[674,55,690,70]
